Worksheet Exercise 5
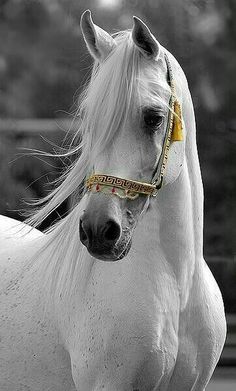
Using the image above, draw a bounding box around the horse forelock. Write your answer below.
[80,31,168,167]
[81,32,143,163]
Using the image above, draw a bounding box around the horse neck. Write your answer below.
[133,88,204,306]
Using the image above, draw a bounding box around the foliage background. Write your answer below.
[0,0,235,310]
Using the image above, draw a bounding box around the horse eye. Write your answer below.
[143,110,164,130]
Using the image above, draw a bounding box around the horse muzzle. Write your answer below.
[79,198,132,261]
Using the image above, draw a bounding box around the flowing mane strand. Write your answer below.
[26,30,164,229]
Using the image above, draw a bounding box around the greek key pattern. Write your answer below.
[86,174,156,196]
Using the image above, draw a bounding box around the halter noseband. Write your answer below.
[86,54,183,200]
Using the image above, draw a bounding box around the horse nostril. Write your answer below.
[79,218,88,245]
[80,216,121,251]
[103,220,121,242]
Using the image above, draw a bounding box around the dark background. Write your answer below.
[0,0,235,313]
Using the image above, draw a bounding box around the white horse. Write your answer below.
[0,11,226,391]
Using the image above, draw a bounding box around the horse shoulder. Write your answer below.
[0,214,43,255]
[0,215,45,315]
[200,259,227,344]
[0,216,76,390]
[169,258,226,390]
[190,260,226,373]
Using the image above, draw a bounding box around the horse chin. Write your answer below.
[89,240,132,262]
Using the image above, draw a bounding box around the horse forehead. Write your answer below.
[138,68,170,103]
[139,83,170,106]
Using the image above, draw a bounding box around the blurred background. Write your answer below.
[0,0,235,386]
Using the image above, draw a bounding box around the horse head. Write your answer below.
[79,10,185,261]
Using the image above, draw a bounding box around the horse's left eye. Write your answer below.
[143,110,164,130]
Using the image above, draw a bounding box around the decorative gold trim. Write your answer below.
[86,174,157,198]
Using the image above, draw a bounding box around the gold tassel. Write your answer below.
[171,100,183,141]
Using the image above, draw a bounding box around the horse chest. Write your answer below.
[66,269,179,390]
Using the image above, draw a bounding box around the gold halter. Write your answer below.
[86,54,183,200]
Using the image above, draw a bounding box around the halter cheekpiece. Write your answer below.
[86,54,183,200]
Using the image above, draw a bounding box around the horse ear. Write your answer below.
[80,10,116,62]
[132,16,160,59]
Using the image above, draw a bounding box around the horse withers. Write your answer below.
[0,11,226,391]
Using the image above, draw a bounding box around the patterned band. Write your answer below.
[86,174,157,198]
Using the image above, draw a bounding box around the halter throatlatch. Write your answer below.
[86,54,183,200]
